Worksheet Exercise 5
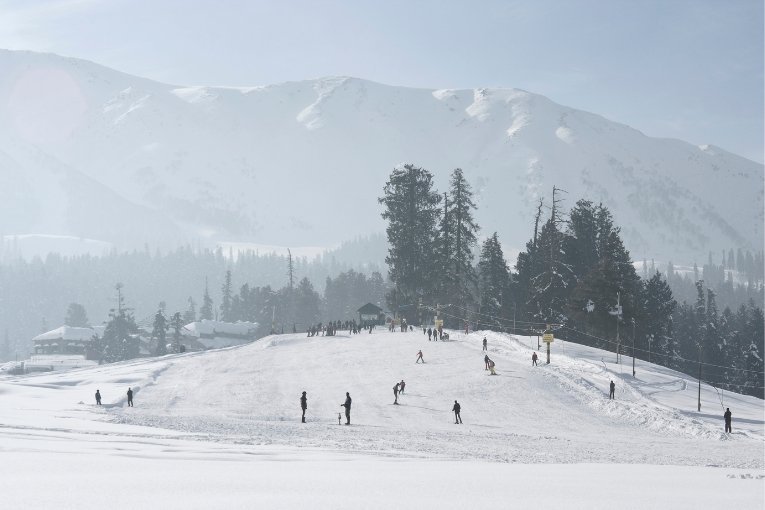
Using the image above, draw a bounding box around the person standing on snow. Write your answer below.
[300,391,308,423]
[399,380,406,395]
[482,337,487,351]
[427,328,433,341]
[532,352,538,366]
[724,408,732,433]
[341,392,352,425]
[609,380,615,400]
[416,350,424,363]
[488,358,496,375]
[127,387,133,407]
[393,382,400,404]
[452,400,462,424]
[484,354,490,370]
[95,389,101,406]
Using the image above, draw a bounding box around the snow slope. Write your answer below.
[0,49,762,260]
[0,328,762,508]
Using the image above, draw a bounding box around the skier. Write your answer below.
[340,392,352,425]
[532,352,538,366]
[300,391,308,423]
[452,400,462,424]
[724,408,732,433]
[393,382,400,404]
[609,380,615,400]
[488,358,496,375]
[427,328,433,341]
[416,350,424,364]
[482,337,487,351]
[399,379,406,395]
[127,387,134,407]
[95,389,101,406]
[484,354,490,370]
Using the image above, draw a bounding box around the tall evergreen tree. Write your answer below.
[200,278,214,320]
[152,309,168,356]
[64,303,89,327]
[100,284,139,363]
[477,233,510,329]
[641,272,677,365]
[220,269,233,321]
[170,312,184,353]
[379,164,441,321]
[445,168,480,320]
[183,297,197,324]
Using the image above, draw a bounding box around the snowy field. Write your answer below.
[1,328,763,509]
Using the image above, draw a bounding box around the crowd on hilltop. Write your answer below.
[307,319,375,337]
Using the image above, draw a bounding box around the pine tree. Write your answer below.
[295,277,321,330]
[183,297,197,324]
[170,312,184,353]
[445,168,480,321]
[379,164,441,321]
[477,233,510,329]
[152,309,168,356]
[642,271,677,365]
[64,303,89,327]
[200,278,214,320]
[100,284,139,363]
[220,270,233,321]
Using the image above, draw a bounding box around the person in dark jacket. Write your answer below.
[482,337,487,351]
[127,387,133,407]
[416,350,424,363]
[532,352,538,366]
[609,380,615,400]
[724,408,732,433]
[399,379,406,395]
[95,389,101,406]
[452,400,462,424]
[300,391,308,423]
[484,354,490,370]
[427,328,433,341]
[341,392,352,424]
[393,382,400,404]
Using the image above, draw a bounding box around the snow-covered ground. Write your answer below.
[1,328,762,508]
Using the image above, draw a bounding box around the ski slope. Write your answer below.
[1,328,762,509]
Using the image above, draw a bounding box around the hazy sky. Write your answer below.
[1,0,762,162]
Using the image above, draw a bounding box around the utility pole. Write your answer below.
[632,318,636,377]
[697,344,702,412]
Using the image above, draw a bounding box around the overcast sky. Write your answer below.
[1,0,762,162]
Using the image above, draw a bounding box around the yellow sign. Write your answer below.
[434,319,443,328]
[543,333,554,343]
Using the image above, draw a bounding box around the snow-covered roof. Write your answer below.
[32,326,103,343]
[183,320,258,338]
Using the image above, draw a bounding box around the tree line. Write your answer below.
[379,164,764,398]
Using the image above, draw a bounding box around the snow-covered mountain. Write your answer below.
[1,49,761,261]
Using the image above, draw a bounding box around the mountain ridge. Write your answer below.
[0,49,761,262]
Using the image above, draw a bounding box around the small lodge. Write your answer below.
[28,325,103,372]
[357,303,385,326]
